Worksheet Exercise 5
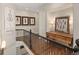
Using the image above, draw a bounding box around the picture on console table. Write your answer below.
[55,16,69,33]
[16,16,21,26]
[29,17,35,25]
[22,16,29,25]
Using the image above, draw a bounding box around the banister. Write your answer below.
[16,29,74,54]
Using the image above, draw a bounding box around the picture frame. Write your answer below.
[55,16,69,33]
[22,16,29,25]
[29,17,35,25]
[16,16,21,26]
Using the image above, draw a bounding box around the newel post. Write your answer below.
[30,29,32,49]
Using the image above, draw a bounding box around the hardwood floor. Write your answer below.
[16,36,73,55]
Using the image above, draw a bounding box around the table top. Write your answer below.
[46,31,73,38]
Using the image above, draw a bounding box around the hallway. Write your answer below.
[0,3,79,55]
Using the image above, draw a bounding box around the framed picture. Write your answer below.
[29,17,35,25]
[16,16,21,26]
[22,16,29,25]
[55,16,69,33]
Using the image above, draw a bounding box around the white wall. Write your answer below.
[15,10,39,37]
[38,4,73,37]
[38,10,47,37]
[0,5,2,48]
[1,4,16,55]
[73,4,79,47]
[47,7,73,34]
[15,10,39,33]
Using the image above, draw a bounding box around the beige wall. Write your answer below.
[47,7,73,34]
[15,10,39,37]
[38,10,47,37]
[73,4,79,47]
[1,4,16,55]
[0,5,2,48]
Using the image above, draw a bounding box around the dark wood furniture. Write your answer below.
[46,32,73,46]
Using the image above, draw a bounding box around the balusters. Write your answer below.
[16,29,73,55]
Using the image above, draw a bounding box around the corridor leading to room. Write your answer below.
[1,3,79,55]
[15,3,74,55]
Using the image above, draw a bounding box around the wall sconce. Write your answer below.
[49,19,55,25]
[49,21,54,25]
[0,40,6,55]
[69,20,73,25]
[48,20,55,32]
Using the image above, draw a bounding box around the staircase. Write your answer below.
[16,29,74,55]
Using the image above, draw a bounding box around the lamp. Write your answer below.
[0,40,6,55]
[49,20,54,32]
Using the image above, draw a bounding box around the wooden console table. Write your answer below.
[46,32,73,46]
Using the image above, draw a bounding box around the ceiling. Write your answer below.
[45,3,72,12]
[13,3,46,11]
[12,3,72,12]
